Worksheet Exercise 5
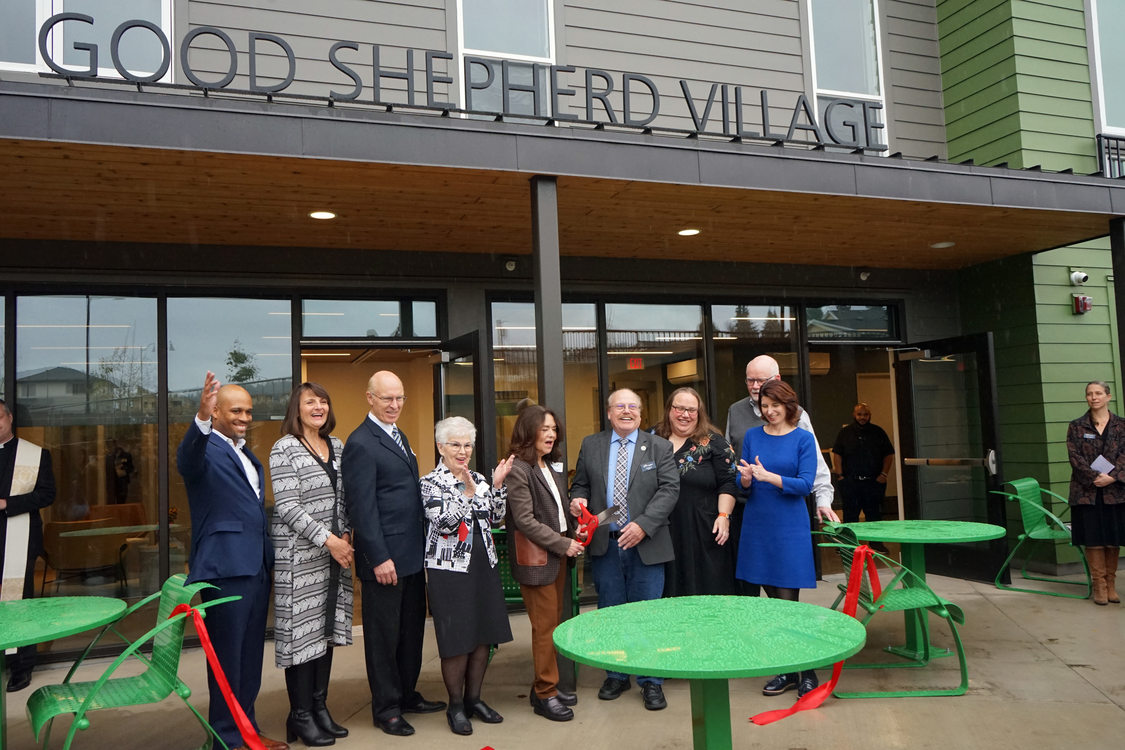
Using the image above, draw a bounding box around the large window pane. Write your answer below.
[710,303,798,435]
[490,301,596,470]
[810,0,881,96]
[302,300,402,337]
[463,0,551,58]
[167,298,291,600]
[1094,1,1125,128]
[606,303,704,431]
[413,300,437,337]
[0,0,36,66]
[806,304,895,341]
[62,0,166,74]
[16,295,159,607]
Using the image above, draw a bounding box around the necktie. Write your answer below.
[611,437,629,526]
[391,425,408,455]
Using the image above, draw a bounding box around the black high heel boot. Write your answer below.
[311,651,348,738]
[285,662,335,746]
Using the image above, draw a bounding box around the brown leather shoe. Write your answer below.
[259,735,290,750]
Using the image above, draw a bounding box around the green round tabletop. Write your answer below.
[553,596,866,679]
[0,596,126,651]
[843,520,1006,544]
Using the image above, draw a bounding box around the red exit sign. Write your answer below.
[627,357,644,370]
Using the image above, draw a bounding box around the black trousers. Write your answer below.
[360,569,426,721]
[841,478,885,524]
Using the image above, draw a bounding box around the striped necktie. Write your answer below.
[391,425,408,455]
[611,437,629,526]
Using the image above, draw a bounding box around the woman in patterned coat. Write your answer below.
[270,382,354,747]
[421,416,514,736]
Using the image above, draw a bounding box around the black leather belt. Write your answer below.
[849,475,872,481]
[608,530,621,540]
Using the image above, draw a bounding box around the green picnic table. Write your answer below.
[553,595,866,750]
[843,520,1005,662]
[0,596,127,750]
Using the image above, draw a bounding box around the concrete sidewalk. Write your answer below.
[5,572,1124,749]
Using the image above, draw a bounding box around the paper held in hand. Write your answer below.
[1090,454,1115,474]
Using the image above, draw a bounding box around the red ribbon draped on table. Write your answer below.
[749,544,882,726]
[170,603,266,750]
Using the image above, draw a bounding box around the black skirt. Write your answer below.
[427,525,514,658]
[1071,489,1125,547]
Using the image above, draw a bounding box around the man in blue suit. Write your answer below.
[177,371,287,750]
[342,370,444,737]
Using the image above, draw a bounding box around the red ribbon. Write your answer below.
[749,543,882,725]
[170,603,266,750]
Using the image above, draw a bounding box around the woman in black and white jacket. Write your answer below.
[420,416,514,735]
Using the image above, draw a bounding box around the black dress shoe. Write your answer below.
[554,688,577,706]
[402,695,446,713]
[762,673,798,696]
[375,715,415,736]
[446,705,473,735]
[641,683,667,711]
[530,693,574,722]
[597,676,630,700]
[6,671,31,693]
[466,699,503,723]
[797,671,819,697]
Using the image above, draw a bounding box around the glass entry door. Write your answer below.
[434,331,487,467]
[893,333,1008,582]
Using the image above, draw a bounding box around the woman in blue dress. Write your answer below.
[735,378,819,698]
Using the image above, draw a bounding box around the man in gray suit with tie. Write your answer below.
[569,388,679,712]
[342,370,445,737]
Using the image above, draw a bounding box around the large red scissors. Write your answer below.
[574,505,614,547]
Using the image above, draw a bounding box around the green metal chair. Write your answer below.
[819,529,970,698]
[991,477,1092,599]
[25,573,241,750]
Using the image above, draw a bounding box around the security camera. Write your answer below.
[1070,270,1089,285]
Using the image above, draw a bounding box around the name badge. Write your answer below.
[1084,433,1097,439]
[551,461,564,473]
[641,461,656,471]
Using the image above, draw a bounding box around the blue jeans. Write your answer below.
[590,542,665,685]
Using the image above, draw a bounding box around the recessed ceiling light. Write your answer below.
[309,210,336,220]
[930,240,956,249]
[678,228,701,236]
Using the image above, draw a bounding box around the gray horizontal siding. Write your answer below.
[561,0,806,132]
[883,0,948,159]
[183,0,451,98]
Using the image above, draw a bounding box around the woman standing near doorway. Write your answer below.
[270,382,355,746]
[1066,380,1125,605]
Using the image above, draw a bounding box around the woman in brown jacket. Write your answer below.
[504,404,584,721]
[1066,380,1125,604]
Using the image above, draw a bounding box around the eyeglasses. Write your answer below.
[610,403,641,412]
[369,394,407,404]
[745,377,771,385]
[670,405,698,415]
[443,441,473,451]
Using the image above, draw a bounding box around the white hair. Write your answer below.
[435,416,476,444]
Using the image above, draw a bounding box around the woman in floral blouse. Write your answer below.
[652,387,738,596]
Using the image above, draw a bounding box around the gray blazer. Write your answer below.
[569,430,679,566]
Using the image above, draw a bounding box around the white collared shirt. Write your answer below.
[195,416,261,498]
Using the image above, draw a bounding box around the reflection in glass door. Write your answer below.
[437,332,481,462]
[605,303,704,431]
[894,333,1007,582]
[16,295,159,601]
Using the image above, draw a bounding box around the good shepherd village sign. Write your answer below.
[38,12,888,150]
